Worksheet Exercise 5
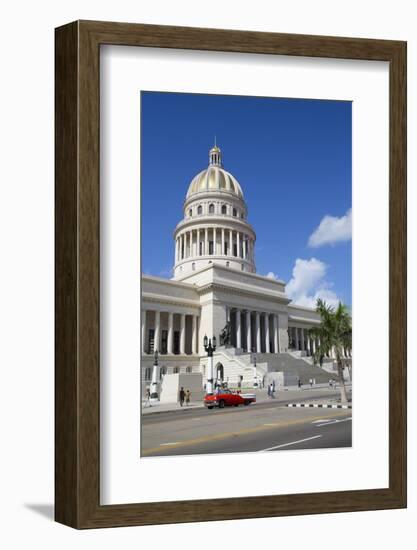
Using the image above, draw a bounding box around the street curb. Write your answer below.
[286,403,352,409]
[141,406,205,416]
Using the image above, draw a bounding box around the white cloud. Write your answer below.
[286,257,342,309]
[308,209,352,248]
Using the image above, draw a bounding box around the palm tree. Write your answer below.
[309,299,352,404]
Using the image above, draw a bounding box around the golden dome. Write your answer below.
[186,167,243,199]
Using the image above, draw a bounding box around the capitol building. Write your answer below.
[141,144,337,391]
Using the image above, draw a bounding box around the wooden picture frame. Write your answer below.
[55,20,407,528]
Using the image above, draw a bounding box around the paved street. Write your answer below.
[141,395,352,457]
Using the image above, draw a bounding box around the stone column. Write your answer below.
[205,228,208,256]
[229,229,233,256]
[300,328,305,351]
[180,314,186,355]
[175,238,178,262]
[295,327,300,350]
[273,314,279,353]
[192,315,198,355]
[141,310,147,354]
[154,310,160,353]
[265,314,270,353]
[237,231,241,258]
[246,311,252,352]
[191,231,195,257]
[256,312,261,353]
[213,227,217,255]
[197,228,200,256]
[221,228,225,255]
[167,312,174,354]
[236,309,241,349]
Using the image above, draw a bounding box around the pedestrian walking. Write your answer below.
[267,384,271,397]
[185,389,191,406]
[309,378,313,388]
[329,379,333,389]
[179,386,185,407]
[272,381,276,398]
[298,378,302,389]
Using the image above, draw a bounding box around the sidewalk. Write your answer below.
[141,384,352,415]
[141,401,204,415]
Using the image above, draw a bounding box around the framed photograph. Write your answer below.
[55,20,406,528]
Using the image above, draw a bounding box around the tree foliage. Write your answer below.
[309,299,352,403]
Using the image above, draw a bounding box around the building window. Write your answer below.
[209,203,215,214]
[197,205,202,215]
[173,331,180,354]
[192,262,195,271]
[148,329,155,354]
[144,367,151,381]
[221,204,227,214]
[199,241,203,255]
[173,367,179,374]
[241,213,244,219]
[189,208,193,217]
[233,208,237,217]
[161,330,168,354]
[186,366,192,373]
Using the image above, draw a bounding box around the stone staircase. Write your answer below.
[255,352,339,386]
[214,347,337,387]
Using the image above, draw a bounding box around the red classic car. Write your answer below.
[204,389,256,409]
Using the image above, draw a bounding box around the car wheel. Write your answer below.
[234,404,239,407]
[207,406,213,410]
[244,400,250,406]
[219,400,225,409]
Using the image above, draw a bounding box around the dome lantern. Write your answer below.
[209,143,222,167]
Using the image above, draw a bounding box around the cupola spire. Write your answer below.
[209,139,222,166]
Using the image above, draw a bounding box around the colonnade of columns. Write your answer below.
[175,227,254,263]
[288,326,317,356]
[288,326,352,358]
[141,309,199,356]
[228,308,281,354]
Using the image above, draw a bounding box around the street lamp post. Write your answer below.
[150,349,159,402]
[253,355,259,388]
[204,335,217,395]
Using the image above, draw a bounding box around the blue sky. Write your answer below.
[141,91,352,308]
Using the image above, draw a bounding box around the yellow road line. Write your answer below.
[142,410,350,456]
